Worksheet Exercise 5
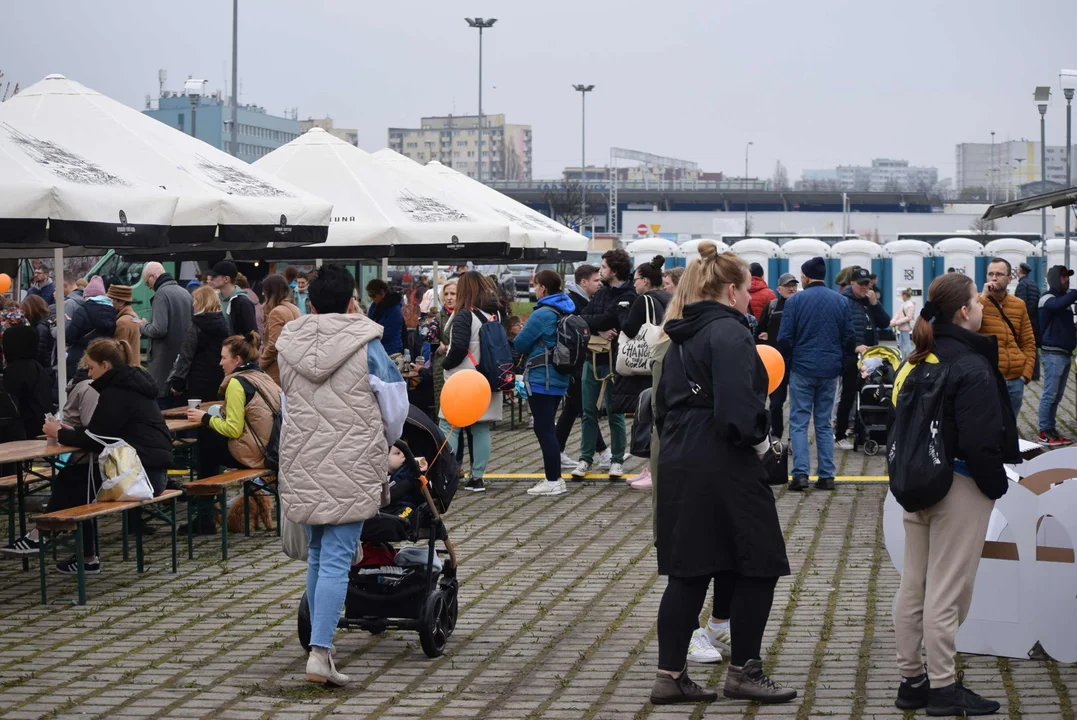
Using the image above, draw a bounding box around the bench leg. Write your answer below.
[74,525,86,606]
[38,530,48,605]
[17,463,28,572]
[133,510,144,573]
[219,489,228,561]
[6,491,14,550]
[121,512,129,561]
[243,482,251,537]
[186,497,194,560]
[170,497,177,574]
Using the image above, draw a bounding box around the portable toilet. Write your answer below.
[677,238,729,266]
[730,238,784,287]
[933,238,986,287]
[984,238,1039,291]
[624,238,678,269]
[1045,237,1071,272]
[781,238,831,285]
[882,240,933,317]
[830,240,883,291]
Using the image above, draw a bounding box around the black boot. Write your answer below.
[788,475,809,492]
[926,679,1000,717]
[814,477,835,491]
[649,671,718,705]
[895,672,930,710]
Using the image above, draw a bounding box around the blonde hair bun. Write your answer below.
[698,241,719,261]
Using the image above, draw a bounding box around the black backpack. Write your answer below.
[887,356,953,512]
[238,378,281,472]
[471,310,516,393]
[526,306,590,376]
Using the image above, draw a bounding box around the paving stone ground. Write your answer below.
[0,374,1075,719]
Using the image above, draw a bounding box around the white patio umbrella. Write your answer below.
[400,155,588,260]
[1,74,332,253]
[253,128,513,260]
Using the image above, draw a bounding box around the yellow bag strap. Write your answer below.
[891,352,939,405]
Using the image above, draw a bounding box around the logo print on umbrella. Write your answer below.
[116,209,135,236]
[274,214,292,236]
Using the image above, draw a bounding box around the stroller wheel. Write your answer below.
[298,591,312,652]
[864,440,880,456]
[441,578,459,638]
[418,590,449,658]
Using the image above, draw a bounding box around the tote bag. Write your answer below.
[87,431,154,503]
[616,296,663,377]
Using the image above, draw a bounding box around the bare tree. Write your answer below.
[0,70,20,102]
[969,217,997,242]
[772,161,790,191]
[541,183,605,230]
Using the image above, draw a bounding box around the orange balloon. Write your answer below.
[0,274,10,294]
[441,369,492,427]
[757,345,785,396]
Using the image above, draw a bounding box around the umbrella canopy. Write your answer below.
[0,74,331,253]
[395,155,588,260]
[253,128,514,260]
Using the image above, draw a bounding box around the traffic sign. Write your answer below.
[637,224,648,237]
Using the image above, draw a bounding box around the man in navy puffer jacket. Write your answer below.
[1037,265,1077,444]
[514,270,575,497]
[777,257,855,491]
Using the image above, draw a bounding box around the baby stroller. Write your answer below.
[298,406,461,658]
[853,346,901,456]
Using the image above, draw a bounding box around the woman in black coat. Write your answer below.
[2,324,53,441]
[167,286,232,402]
[649,243,795,707]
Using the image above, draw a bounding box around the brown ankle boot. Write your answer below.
[650,670,718,705]
[723,659,797,703]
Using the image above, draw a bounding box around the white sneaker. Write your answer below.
[836,438,854,451]
[597,448,613,469]
[526,479,568,496]
[306,648,349,687]
[560,452,577,469]
[571,461,591,479]
[687,629,723,664]
[608,462,625,478]
[703,622,732,655]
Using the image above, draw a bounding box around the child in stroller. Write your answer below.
[298,407,461,658]
[853,346,901,456]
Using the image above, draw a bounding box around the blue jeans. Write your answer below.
[438,419,491,478]
[1038,352,1072,433]
[788,372,838,480]
[1005,378,1025,420]
[897,331,912,358]
[305,522,365,649]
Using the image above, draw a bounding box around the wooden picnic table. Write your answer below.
[0,440,79,571]
[161,401,221,420]
[166,418,203,433]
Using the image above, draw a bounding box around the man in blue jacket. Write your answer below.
[777,257,856,491]
[1037,265,1077,446]
[365,279,406,366]
[833,267,891,450]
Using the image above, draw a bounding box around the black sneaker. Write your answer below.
[649,671,717,705]
[926,680,1000,717]
[465,477,486,493]
[4,534,40,555]
[788,475,809,492]
[56,556,101,575]
[814,477,836,491]
[895,672,930,710]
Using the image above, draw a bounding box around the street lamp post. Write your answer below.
[1036,86,1051,267]
[230,0,238,157]
[572,84,594,233]
[465,17,497,182]
[1062,70,1077,267]
[990,130,996,203]
[744,141,753,236]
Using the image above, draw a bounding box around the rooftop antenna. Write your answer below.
[158,69,166,96]
[145,93,151,110]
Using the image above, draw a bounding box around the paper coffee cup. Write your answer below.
[188,399,202,410]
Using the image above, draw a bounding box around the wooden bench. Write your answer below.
[183,469,277,561]
[34,488,183,605]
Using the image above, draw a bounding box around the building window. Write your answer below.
[177,113,185,132]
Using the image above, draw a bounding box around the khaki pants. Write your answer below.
[894,473,994,686]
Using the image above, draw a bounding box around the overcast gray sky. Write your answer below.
[5,0,1077,182]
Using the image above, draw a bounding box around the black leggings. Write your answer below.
[657,571,778,671]
[528,393,562,482]
[197,426,240,479]
[47,463,99,557]
[555,376,606,453]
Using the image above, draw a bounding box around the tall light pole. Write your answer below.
[465,17,497,182]
[1035,86,1051,272]
[990,130,996,203]
[1062,70,1077,267]
[572,84,594,233]
[230,0,238,156]
[1013,157,1024,201]
[744,141,753,235]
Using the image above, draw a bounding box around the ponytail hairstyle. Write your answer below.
[222,332,261,363]
[635,255,665,289]
[85,337,129,369]
[908,272,975,365]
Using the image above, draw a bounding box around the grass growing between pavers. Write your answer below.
[1045,658,1077,720]
[849,490,886,720]
[997,656,1023,719]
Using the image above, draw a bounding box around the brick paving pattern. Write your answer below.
[1,377,1075,719]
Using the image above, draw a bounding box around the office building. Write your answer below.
[144,86,301,163]
[956,140,1077,198]
[799,158,938,192]
[300,117,358,146]
[387,114,532,180]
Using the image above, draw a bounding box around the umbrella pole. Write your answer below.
[53,248,67,409]
[381,257,389,282]
[432,261,440,311]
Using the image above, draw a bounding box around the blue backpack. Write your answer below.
[469,310,516,393]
